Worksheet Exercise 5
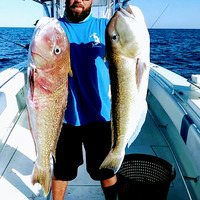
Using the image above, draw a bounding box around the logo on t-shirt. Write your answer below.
[90,33,101,47]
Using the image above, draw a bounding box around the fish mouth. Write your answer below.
[31,51,48,68]
[107,7,134,38]
[117,6,135,19]
[31,51,48,61]
[30,38,49,67]
[31,51,58,72]
[109,7,135,32]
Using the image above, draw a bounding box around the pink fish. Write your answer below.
[27,17,72,196]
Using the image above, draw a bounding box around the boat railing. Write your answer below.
[0,62,28,153]
[150,63,200,130]
[0,61,27,89]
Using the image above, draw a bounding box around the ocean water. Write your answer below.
[149,29,200,78]
[0,27,200,79]
[0,27,33,71]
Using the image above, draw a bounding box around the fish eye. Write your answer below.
[54,46,61,55]
[111,33,119,43]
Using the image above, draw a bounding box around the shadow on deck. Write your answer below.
[0,108,192,199]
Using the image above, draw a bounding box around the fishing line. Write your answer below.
[150,4,169,29]
[0,36,29,50]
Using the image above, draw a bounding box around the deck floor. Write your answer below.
[0,108,192,199]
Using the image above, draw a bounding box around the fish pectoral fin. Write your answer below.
[99,149,125,174]
[69,66,73,77]
[136,58,146,89]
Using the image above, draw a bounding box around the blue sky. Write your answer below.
[132,0,200,29]
[0,0,43,27]
[0,0,200,28]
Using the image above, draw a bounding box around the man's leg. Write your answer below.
[52,175,68,200]
[101,175,118,200]
[52,124,83,200]
[82,122,118,200]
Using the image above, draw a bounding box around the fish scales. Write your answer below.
[100,6,150,173]
[110,57,138,153]
[27,17,72,197]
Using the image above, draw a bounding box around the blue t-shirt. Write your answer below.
[59,14,110,126]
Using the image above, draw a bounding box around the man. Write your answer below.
[52,0,117,199]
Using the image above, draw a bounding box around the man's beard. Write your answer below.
[65,2,92,23]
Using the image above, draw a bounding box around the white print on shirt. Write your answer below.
[90,33,101,47]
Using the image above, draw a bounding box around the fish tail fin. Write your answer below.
[99,150,125,174]
[31,163,51,197]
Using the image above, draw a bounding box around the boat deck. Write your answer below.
[0,108,192,200]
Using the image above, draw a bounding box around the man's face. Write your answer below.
[65,0,93,22]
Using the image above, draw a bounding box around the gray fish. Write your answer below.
[100,6,150,173]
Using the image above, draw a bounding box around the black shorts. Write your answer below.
[53,121,114,181]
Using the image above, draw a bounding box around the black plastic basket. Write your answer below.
[117,154,176,200]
